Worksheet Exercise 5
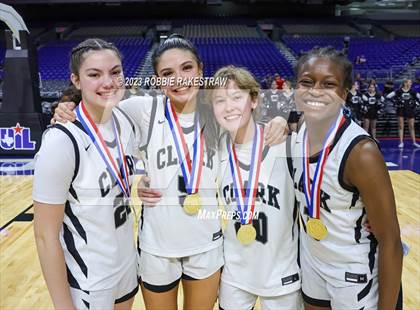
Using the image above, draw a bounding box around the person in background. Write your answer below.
[386,79,420,148]
[362,84,384,141]
[345,82,363,125]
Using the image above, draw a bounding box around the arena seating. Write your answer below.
[2,22,419,100]
[283,35,420,78]
[37,37,152,90]
[191,37,293,79]
[383,24,420,37]
[67,25,148,39]
[349,37,420,77]
[282,24,359,35]
[179,24,260,38]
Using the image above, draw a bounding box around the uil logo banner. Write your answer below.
[0,123,36,150]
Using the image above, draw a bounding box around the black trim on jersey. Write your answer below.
[300,213,307,233]
[396,283,403,310]
[292,197,298,240]
[142,278,180,293]
[66,264,81,289]
[302,290,331,307]
[354,208,366,244]
[53,124,80,202]
[69,185,78,202]
[212,229,223,241]
[286,133,294,179]
[104,138,117,148]
[115,106,136,136]
[73,120,87,135]
[63,223,88,277]
[139,96,158,153]
[99,115,119,147]
[139,203,145,231]
[115,285,139,304]
[357,279,373,301]
[181,124,195,134]
[82,299,90,309]
[367,234,378,273]
[182,273,198,281]
[220,306,254,310]
[308,116,351,164]
[65,201,87,243]
[53,124,80,185]
[113,111,122,136]
[338,134,373,193]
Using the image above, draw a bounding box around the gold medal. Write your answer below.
[183,193,201,215]
[237,224,257,245]
[307,218,328,241]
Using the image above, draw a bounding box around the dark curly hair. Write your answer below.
[295,46,353,91]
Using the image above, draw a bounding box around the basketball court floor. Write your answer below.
[0,138,419,309]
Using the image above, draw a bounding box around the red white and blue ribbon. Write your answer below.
[228,124,264,225]
[164,98,204,194]
[302,109,346,219]
[76,102,130,198]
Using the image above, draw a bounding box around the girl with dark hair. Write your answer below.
[345,82,363,125]
[386,79,420,148]
[361,84,384,141]
[34,38,140,309]
[52,34,288,309]
[293,47,402,310]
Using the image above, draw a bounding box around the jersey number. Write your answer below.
[234,211,268,244]
[114,192,131,228]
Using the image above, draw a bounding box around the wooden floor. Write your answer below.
[0,171,418,309]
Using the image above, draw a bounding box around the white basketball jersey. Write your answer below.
[138,96,223,257]
[218,132,300,297]
[293,118,379,287]
[36,108,140,291]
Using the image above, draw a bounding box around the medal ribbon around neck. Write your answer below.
[164,98,204,194]
[228,123,264,225]
[302,109,346,219]
[76,102,130,198]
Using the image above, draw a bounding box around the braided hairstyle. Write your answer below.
[70,38,122,75]
[295,46,353,91]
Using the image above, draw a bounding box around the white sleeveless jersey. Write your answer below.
[33,107,141,291]
[218,132,300,297]
[293,118,379,287]
[128,95,222,257]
